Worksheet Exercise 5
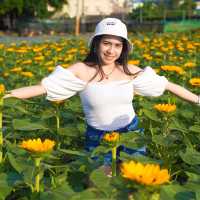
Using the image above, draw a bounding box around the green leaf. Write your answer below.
[160,184,195,200]
[139,100,153,109]
[6,142,27,156]
[7,152,24,173]
[59,149,87,157]
[76,123,86,133]
[196,191,200,200]
[22,162,35,185]
[91,145,110,158]
[179,109,194,119]
[13,119,48,130]
[180,148,200,165]
[57,127,79,137]
[0,173,13,200]
[183,182,200,192]
[53,173,69,185]
[40,183,75,200]
[169,118,187,133]
[143,109,160,121]
[120,152,161,164]
[70,188,98,200]
[153,135,166,146]
[4,98,21,107]
[61,112,76,121]
[152,134,179,147]
[120,131,140,143]
[189,125,200,133]
[41,109,55,119]
[186,172,200,183]
[13,105,29,114]
[120,131,145,149]
[89,168,116,197]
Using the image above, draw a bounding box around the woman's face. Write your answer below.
[98,35,123,65]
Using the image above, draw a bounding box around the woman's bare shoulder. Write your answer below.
[127,64,142,74]
[67,62,95,82]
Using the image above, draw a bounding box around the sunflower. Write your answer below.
[160,65,185,75]
[128,60,140,65]
[20,138,55,153]
[184,62,196,68]
[154,103,176,113]
[103,132,120,143]
[0,84,5,94]
[10,67,22,72]
[121,161,170,185]
[20,71,34,78]
[189,78,200,87]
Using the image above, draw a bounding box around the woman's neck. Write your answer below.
[102,63,117,72]
[101,63,118,80]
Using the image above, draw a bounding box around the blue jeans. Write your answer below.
[85,116,146,165]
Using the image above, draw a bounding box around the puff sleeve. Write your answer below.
[132,66,168,97]
[41,65,87,101]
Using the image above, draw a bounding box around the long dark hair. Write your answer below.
[83,35,135,82]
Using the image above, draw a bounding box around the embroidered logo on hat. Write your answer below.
[106,21,116,25]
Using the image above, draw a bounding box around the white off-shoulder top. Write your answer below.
[41,65,168,130]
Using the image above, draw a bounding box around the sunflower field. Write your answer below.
[0,30,200,200]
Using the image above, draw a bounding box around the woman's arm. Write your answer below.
[4,84,46,99]
[166,81,199,104]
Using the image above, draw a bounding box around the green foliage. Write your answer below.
[0,0,24,15]
[179,0,196,17]
[13,118,49,131]
[129,0,198,21]
[180,148,200,165]
[129,1,164,21]
[0,173,13,200]
[40,183,75,200]
[89,168,117,198]
[0,0,67,18]
[160,184,196,200]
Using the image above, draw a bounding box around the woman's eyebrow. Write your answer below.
[102,39,122,44]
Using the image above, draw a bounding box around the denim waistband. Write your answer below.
[86,115,139,133]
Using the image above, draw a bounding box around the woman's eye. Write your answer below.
[103,42,110,46]
[102,41,122,48]
[116,44,122,48]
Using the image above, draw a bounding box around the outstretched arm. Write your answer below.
[166,81,199,105]
[4,84,46,99]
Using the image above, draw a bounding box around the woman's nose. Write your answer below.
[107,45,114,53]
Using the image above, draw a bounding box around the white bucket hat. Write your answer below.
[88,18,133,51]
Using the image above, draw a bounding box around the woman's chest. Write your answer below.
[79,82,134,107]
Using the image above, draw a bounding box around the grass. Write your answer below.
[164,19,200,32]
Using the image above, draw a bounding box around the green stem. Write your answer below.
[150,122,162,158]
[34,157,41,193]
[55,106,60,148]
[162,115,172,167]
[112,146,117,177]
[56,106,60,133]
[0,97,3,163]
[163,115,170,137]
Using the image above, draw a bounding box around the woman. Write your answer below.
[4,18,200,168]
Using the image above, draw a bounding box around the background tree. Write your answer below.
[129,1,165,21]
[0,0,67,30]
[179,0,196,19]
[129,0,197,21]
